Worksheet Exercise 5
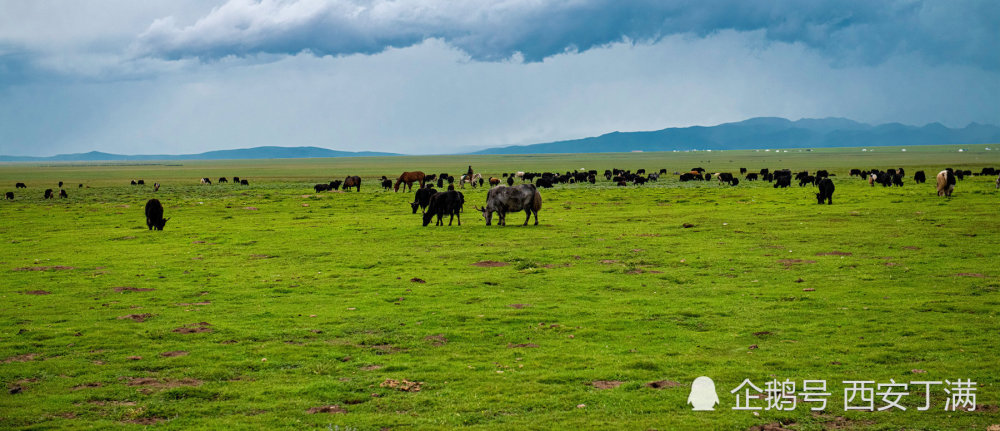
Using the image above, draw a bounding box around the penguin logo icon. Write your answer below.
[687,376,719,411]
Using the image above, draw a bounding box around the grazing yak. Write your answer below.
[913,170,926,184]
[218,177,228,183]
[411,185,438,214]
[381,178,393,191]
[44,189,54,199]
[936,169,955,197]
[343,176,361,192]
[15,182,27,188]
[200,177,212,185]
[5,192,13,200]
[239,179,249,186]
[59,189,68,198]
[137,180,145,185]
[154,183,160,192]
[314,183,331,192]
[489,177,501,187]
[476,184,542,226]
[422,190,464,226]
[130,180,137,185]
[144,199,169,230]
[233,176,240,183]
[394,171,425,192]
[816,178,835,204]
[58,181,63,187]
[506,176,515,186]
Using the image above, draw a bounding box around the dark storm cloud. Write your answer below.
[131,0,999,68]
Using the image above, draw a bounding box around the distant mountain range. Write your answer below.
[3,118,999,161]
[470,117,1000,154]
[0,146,398,162]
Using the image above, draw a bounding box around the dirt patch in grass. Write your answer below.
[72,382,103,390]
[816,251,852,256]
[13,266,75,271]
[361,365,382,371]
[682,223,695,228]
[160,351,188,357]
[626,268,663,274]
[113,286,155,292]
[123,417,166,425]
[591,380,623,389]
[249,254,274,259]
[471,261,509,267]
[88,400,136,406]
[410,277,426,283]
[599,259,618,264]
[111,236,136,241]
[370,344,404,354]
[813,413,875,429]
[117,314,153,322]
[753,331,773,337]
[507,343,539,348]
[307,405,347,414]
[176,301,211,306]
[125,377,202,390]
[508,304,530,309]
[21,290,51,295]
[777,259,816,267]
[173,322,212,333]
[380,379,423,392]
[424,334,447,346]
[244,207,258,210]
[646,380,681,389]
[955,273,985,278]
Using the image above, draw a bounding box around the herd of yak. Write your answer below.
[5,166,999,231]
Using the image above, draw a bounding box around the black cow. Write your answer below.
[44,189,54,199]
[329,180,342,190]
[144,199,169,230]
[411,186,438,214]
[774,175,791,188]
[314,183,330,192]
[798,175,815,186]
[59,189,67,198]
[15,182,26,188]
[137,180,145,185]
[422,190,464,226]
[739,168,747,174]
[233,176,240,183]
[745,173,758,181]
[913,171,926,183]
[891,173,903,187]
[240,179,249,186]
[816,178,835,204]
[535,178,553,188]
[219,177,228,183]
[5,192,13,200]
[381,178,393,191]
[343,176,361,192]
[729,178,739,186]
[506,176,515,186]
[476,184,541,226]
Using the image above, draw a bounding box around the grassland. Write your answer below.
[1,146,999,430]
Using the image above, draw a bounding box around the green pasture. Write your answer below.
[1,146,999,430]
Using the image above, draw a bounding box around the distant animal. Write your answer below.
[58,181,63,187]
[489,177,500,187]
[424,174,437,183]
[745,173,758,181]
[329,180,342,190]
[144,199,169,230]
[43,189,54,199]
[5,192,13,200]
[535,178,553,188]
[506,176,515,186]
[154,183,160,192]
[891,173,903,187]
[394,171,426,192]
[936,170,955,197]
[913,170,926,183]
[218,177,228,183]
[78,183,83,188]
[739,168,747,174]
[240,179,249,186]
[773,175,791,188]
[475,184,542,226]
[15,182,26,188]
[729,178,739,186]
[422,190,464,226]
[478,177,484,187]
[343,176,361,192]
[460,173,482,188]
[816,178,835,204]
[381,178,393,191]
[314,183,331,192]
[410,186,438,214]
[233,177,240,183]
[137,180,145,185]
[130,180,137,185]
[59,189,67,198]
[201,177,211,185]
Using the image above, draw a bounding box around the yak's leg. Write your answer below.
[523,209,531,226]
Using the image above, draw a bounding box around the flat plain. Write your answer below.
[1,146,999,430]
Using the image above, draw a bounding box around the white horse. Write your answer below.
[460,173,483,188]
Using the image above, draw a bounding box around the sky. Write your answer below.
[1,0,998,156]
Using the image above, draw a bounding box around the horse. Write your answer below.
[394,171,426,192]
[460,173,483,188]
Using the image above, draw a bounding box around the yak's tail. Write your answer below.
[533,189,542,212]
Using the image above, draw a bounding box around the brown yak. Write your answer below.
[394,171,425,192]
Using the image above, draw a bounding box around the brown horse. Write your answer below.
[343,176,362,192]
[394,171,426,192]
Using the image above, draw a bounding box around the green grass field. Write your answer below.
[2,146,999,430]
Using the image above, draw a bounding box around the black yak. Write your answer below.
[411,186,438,214]
[343,176,361,192]
[44,189,54,199]
[816,178,835,204]
[422,190,464,226]
[145,199,169,230]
